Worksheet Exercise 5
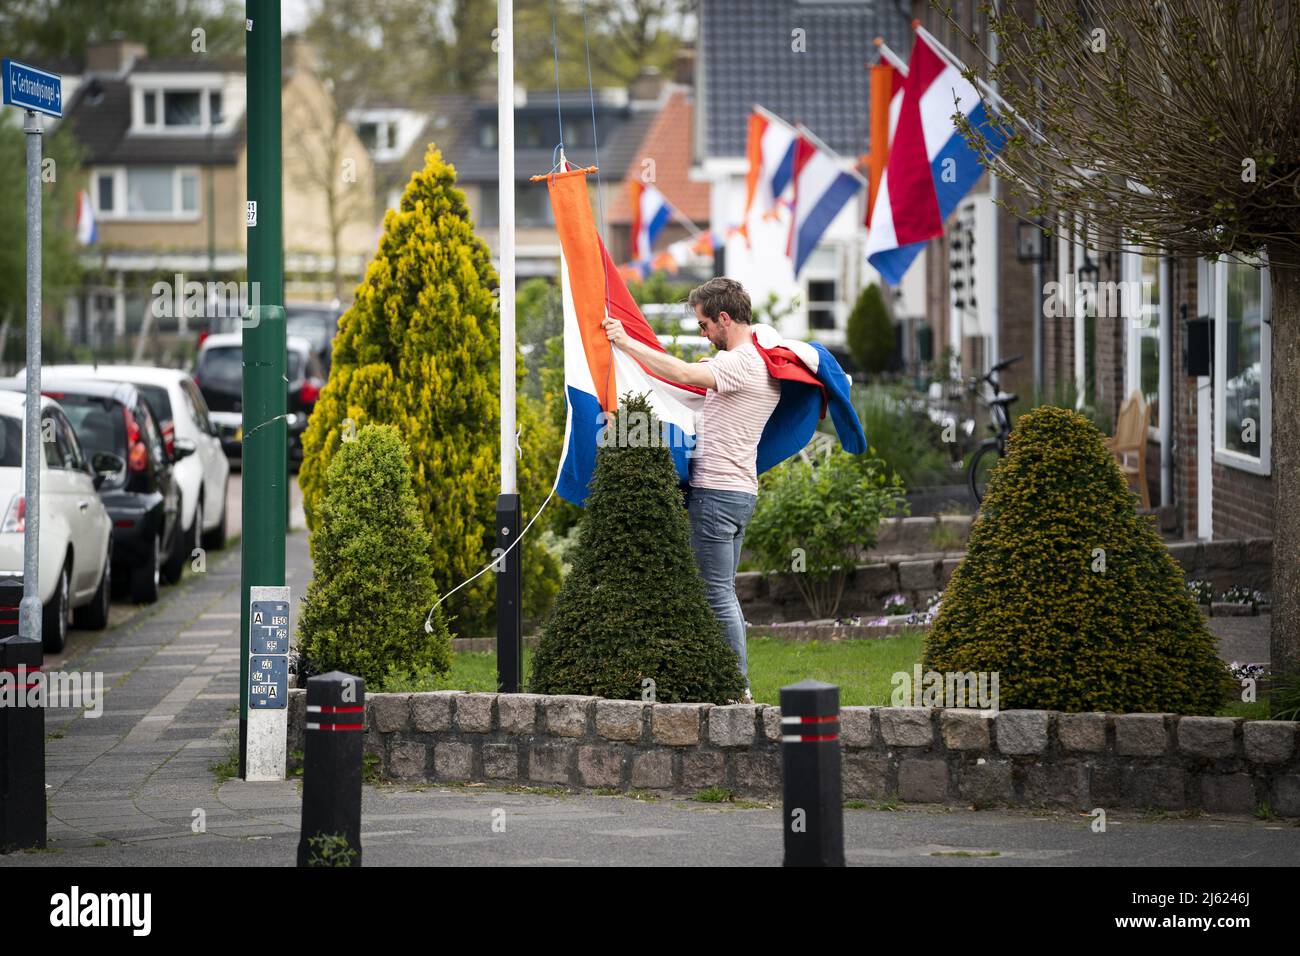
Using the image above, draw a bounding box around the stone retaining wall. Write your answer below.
[739,536,1271,623]
[286,690,1300,816]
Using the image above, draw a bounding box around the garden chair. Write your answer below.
[1106,390,1150,508]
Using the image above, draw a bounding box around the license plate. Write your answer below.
[233,427,242,442]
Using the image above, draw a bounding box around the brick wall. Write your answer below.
[289,690,1300,816]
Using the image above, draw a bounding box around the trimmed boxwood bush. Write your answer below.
[923,405,1232,714]
[298,424,452,689]
[529,393,745,703]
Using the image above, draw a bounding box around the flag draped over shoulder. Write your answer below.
[547,168,867,507]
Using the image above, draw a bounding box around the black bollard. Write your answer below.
[780,679,844,867]
[0,630,46,853]
[297,671,365,867]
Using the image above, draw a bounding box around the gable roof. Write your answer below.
[698,0,911,159]
[609,90,709,224]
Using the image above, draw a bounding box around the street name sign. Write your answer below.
[2,59,62,118]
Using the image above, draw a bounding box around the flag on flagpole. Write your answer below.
[75,188,97,246]
[738,107,797,243]
[628,179,671,264]
[864,29,1008,286]
[865,59,906,228]
[547,168,866,507]
[786,132,865,277]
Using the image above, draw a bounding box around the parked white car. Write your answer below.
[0,391,113,651]
[38,366,231,553]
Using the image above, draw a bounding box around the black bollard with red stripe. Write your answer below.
[0,630,45,852]
[780,679,844,867]
[297,671,365,867]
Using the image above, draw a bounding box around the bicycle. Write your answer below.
[967,354,1023,505]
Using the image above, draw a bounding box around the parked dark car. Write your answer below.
[193,334,324,470]
[285,302,342,375]
[39,378,189,603]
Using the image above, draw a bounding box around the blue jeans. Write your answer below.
[687,487,757,682]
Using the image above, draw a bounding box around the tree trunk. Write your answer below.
[1268,255,1300,692]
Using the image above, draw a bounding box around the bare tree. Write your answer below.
[949,0,1300,685]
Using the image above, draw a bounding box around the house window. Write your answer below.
[1214,256,1270,473]
[96,173,115,213]
[1123,248,1161,432]
[127,168,175,213]
[134,85,224,132]
[94,166,202,219]
[807,279,837,331]
[163,90,202,126]
[479,183,554,228]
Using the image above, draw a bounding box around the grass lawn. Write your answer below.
[382,630,1267,716]
[383,630,926,705]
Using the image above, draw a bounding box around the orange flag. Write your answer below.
[866,61,905,227]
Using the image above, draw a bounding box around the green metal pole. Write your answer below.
[240,0,286,779]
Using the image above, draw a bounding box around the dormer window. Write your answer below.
[133,82,227,133]
[164,90,201,126]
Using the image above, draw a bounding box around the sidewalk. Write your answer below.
[3,512,1297,867]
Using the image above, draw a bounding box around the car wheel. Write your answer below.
[162,500,190,585]
[131,534,161,604]
[74,544,111,631]
[202,480,229,550]
[42,561,70,653]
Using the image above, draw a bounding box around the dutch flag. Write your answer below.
[864,29,1008,286]
[629,180,672,268]
[786,133,865,277]
[75,188,97,246]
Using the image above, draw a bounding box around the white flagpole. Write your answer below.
[794,122,868,185]
[753,103,800,135]
[498,0,516,497]
[913,21,1048,146]
[873,37,909,74]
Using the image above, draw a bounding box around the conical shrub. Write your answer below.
[923,405,1232,714]
[297,424,451,689]
[529,393,746,703]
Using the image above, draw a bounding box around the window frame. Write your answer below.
[1213,255,1271,475]
[131,79,229,135]
[91,165,202,222]
[1122,246,1162,440]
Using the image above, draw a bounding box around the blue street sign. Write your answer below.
[2,59,62,118]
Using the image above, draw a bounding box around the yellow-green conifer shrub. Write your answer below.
[923,405,1233,714]
[299,146,559,636]
[297,425,451,688]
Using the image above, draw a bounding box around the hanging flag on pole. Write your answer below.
[75,189,97,246]
[865,40,907,228]
[545,167,866,507]
[786,128,867,277]
[738,106,798,244]
[628,179,672,265]
[864,25,1009,286]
